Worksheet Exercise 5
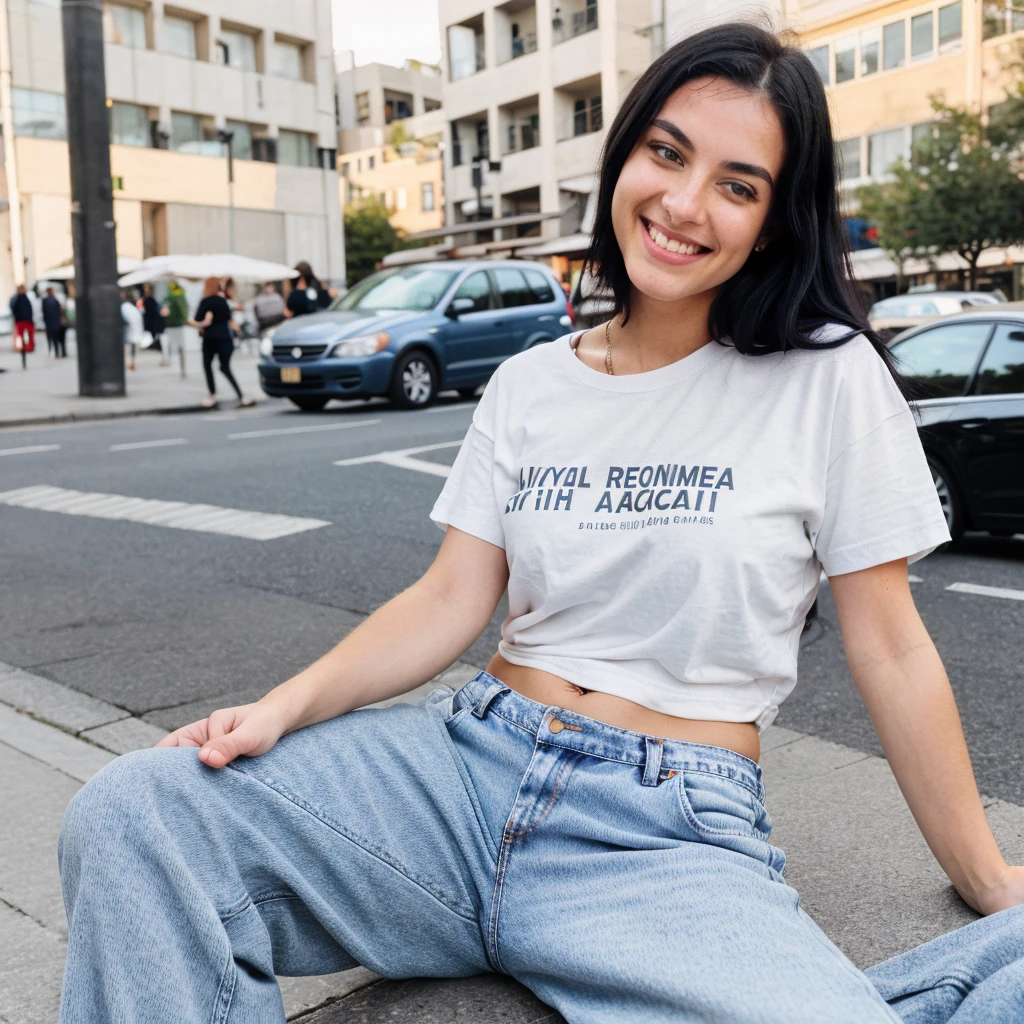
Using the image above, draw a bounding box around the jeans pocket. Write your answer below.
[674,770,769,845]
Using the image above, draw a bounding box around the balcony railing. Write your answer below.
[511,33,538,59]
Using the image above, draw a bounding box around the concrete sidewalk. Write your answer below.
[0,343,269,428]
[3,659,1023,1023]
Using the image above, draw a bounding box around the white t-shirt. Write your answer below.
[121,301,144,344]
[430,329,950,730]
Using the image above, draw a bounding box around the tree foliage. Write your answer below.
[857,96,1024,289]
[343,198,426,287]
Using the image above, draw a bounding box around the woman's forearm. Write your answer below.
[257,567,498,734]
[850,632,1005,910]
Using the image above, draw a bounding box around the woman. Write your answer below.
[58,25,1024,1023]
[141,284,166,364]
[187,276,255,409]
[120,289,143,371]
[294,259,334,309]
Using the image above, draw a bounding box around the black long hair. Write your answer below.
[586,23,900,380]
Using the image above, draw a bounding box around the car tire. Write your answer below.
[290,396,328,412]
[390,351,437,409]
[457,387,479,401]
[928,457,966,542]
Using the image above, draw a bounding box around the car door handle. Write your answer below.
[492,321,505,328]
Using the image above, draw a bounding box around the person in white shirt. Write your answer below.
[59,24,1024,1023]
[120,291,144,371]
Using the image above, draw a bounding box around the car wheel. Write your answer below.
[390,351,437,409]
[290,396,328,412]
[928,457,965,542]
[457,387,479,401]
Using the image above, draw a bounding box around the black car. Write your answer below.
[889,312,1024,540]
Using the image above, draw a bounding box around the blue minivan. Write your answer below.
[258,260,572,410]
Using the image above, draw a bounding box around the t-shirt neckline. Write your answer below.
[560,330,727,392]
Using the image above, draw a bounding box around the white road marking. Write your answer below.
[946,582,1024,602]
[334,439,463,479]
[425,403,476,414]
[0,485,329,540]
[110,438,188,451]
[0,444,61,457]
[228,418,380,440]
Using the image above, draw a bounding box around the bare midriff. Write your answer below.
[485,653,761,763]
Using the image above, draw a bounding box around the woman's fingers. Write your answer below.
[155,719,210,748]
[198,720,263,769]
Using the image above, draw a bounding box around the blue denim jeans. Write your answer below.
[58,672,1024,1022]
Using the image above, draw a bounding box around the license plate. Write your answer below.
[280,366,302,383]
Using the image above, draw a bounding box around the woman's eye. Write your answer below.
[650,142,682,164]
[726,182,756,200]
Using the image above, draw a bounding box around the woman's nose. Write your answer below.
[661,180,708,226]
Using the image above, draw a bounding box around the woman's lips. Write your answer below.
[640,218,712,265]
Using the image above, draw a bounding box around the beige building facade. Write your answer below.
[0,0,343,297]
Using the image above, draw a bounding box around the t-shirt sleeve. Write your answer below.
[813,339,951,576]
[429,373,507,549]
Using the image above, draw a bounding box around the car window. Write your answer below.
[452,271,494,313]
[332,267,459,313]
[972,324,1024,396]
[523,268,555,303]
[891,321,992,399]
[493,268,534,307]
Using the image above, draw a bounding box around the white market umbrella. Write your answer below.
[117,254,300,287]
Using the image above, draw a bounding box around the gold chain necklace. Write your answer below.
[604,318,614,375]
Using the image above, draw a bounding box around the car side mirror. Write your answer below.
[446,297,475,318]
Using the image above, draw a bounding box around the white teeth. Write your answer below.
[646,221,704,256]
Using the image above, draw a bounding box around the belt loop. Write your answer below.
[642,737,664,787]
[472,681,506,719]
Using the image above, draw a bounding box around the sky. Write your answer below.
[332,0,442,69]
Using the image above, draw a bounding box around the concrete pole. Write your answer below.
[0,0,26,288]
[62,0,125,396]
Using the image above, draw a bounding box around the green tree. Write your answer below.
[857,96,1024,290]
[343,198,425,286]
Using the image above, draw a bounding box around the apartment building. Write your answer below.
[335,55,445,236]
[793,0,1024,294]
[0,0,343,296]
[435,0,660,281]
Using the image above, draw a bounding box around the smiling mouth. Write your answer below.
[641,217,711,256]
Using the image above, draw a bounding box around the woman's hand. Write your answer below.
[155,701,289,768]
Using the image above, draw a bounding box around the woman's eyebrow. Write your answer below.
[649,118,774,190]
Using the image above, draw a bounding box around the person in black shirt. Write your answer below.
[42,287,66,358]
[294,260,334,310]
[141,285,166,364]
[9,284,34,368]
[285,275,315,319]
[187,277,255,409]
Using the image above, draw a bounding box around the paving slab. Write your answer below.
[0,664,129,733]
[79,716,168,754]
[0,704,115,783]
[0,903,67,1024]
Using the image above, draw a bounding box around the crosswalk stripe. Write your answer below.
[0,486,329,541]
[0,444,61,457]
[946,582,1024,602]
[109,438,188,451]
[334,439,463,478]
[228,418,380,440]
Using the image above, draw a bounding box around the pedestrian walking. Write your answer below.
[141,284,166,364]
[253,281,286,334]
[41,287,66,359]
[293,260,334,309]
[58,24,1024,1024]
[9,284,34,369]
[187,276,255,409]
[284,273,316,319]
[120,290,143,371]
[162,280,188,377]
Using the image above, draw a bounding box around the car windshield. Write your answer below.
[331,267,459,313]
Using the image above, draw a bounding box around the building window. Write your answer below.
[356,92,371,124]
[834,35,856,83]
[278,129,315,167]
[225,119,253,160]
[368,154,375,170]
[271,39,303,80]
[806,45,829,85]
[421,181,435,211]
[104,3,147,47]
[508,112,539,152]
[938,2,962,52]
[448,18,484,81]
[110,101,149,147]
[219,28,257,71]
[396,186,407,210]
[170,111,201,153]
[554,0,597,41]
[572,94,602,136]
[11,88,65,139]
[860,28,880,76]
[868,126,907,177]
[424,97,441,112]
[883,20,905,70]
[163,15,196,58]
[911,12,933,61]
[451,122,462,166]
[837,137,861,180]
[911,121,932,164]
[384,92,413,123]
[341,161,350,177]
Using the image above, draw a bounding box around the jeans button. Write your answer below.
[548,718,564,734]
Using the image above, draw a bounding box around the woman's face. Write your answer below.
[611,76,786,307]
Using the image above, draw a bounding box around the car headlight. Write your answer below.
[328,333,390,357]
[259,336,274,357]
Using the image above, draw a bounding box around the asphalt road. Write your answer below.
[2,395,1023,804]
